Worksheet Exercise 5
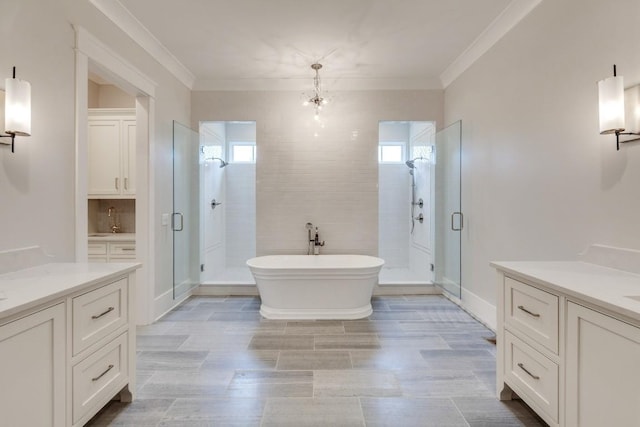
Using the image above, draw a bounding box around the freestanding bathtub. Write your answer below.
[246,254,385,320]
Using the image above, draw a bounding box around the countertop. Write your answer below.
[0,262,140,321]
[491,261,640,323]
[88,233,135,242]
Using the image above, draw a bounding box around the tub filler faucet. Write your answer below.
[306,223,325,255]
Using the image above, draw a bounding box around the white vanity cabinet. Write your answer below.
[87,109,136,198]
[0,263,139,427]
[498,275,561,426]
[566,302,640,427]
[494,260,640,427]
[88,234,136,263]
[0,303,66,427]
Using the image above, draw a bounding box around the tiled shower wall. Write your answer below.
[192,90,443,256]
[378,164,411,267]
[88,199,135,233]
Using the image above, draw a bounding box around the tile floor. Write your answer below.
[86,295,547,426]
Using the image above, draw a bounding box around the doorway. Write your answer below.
[74,27,155,324]
[199,121,256,286]
[378,121,435,285]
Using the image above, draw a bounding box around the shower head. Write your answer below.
[208,157,228,168]
[405,156,425,169]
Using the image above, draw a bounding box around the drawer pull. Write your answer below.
[92,364,114,382]
[517,305,540,318]
[92,306,115,319]
[517,362,540,380]
[120,248,135,251]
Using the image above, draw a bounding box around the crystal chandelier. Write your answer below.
[302,63,328,121]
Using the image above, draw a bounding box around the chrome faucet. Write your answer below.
[313,227,325,255]
[306,223,314,255]
[108,206,121,233]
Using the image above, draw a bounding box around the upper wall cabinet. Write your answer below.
[88,109,136,198]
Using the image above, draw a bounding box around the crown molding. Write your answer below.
[440,0,542,89]
[89,0,195,89]
[75,25,157,97]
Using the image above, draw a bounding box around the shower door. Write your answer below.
[172,121,201,299]
[434,121,462,299]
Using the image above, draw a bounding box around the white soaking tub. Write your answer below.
[246,254,385,320]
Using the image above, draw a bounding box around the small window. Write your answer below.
[378,144,404,163]
[230,143,256,163]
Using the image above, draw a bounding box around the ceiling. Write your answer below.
[111,0,520,90]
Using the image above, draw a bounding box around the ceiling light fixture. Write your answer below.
[597,64,640,150]
[302,63,328,121]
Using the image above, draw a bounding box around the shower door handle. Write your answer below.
[451,212,463,231]
[172,213,184,231]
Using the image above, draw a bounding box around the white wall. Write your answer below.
[224,121,256,268]
[88,83,136,108]
[225,164,256,266]
[444,0,640,326]
[378,164,411,267]
[0,0,191,321]
[192,90,443,257]
[409,122,434,280]
[200,123,226,281]
[0,0,76,259]
[378,121,411,267]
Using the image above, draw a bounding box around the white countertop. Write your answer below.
[491,261,640,323]
[0,262,140,321]
[88,233,135,242]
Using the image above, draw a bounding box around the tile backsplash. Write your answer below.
[88,199,136,233]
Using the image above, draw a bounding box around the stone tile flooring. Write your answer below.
[86,295,547,426]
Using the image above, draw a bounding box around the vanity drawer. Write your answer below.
[88,243,107,255]
[505,331,559,424]
[504,276,559,353]
[72,332,128,424]
[109,242,136,257]
[72,278,128,355]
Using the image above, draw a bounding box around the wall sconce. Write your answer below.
[598,65,640,150]
[0,67,31,153]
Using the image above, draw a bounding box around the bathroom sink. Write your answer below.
[624,295,640,302]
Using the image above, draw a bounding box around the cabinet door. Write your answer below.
[88,120,121,196]
[566,302,640,426]
[122,119,136,196]
[0,304,66,427]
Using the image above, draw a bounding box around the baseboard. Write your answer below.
[442,287,497,332]
[373,284,440,295]
[154,287,192,321]
[194,284,260,296]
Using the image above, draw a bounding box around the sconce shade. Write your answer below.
[598,75,625,134]
[625,85,640,134]
[5,76,31,136]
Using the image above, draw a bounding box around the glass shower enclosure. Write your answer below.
[172,121,201,299]
[434,121,462,299]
